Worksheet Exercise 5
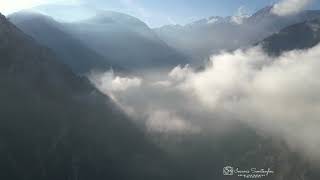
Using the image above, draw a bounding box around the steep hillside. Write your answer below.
[260,18,320,55]
[0,13,171,180]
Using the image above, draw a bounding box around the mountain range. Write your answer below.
[2,4,320,180]
[64,11,188,71]
[155,6,320,64]
[9,7,320,72]
[9,11,188,74]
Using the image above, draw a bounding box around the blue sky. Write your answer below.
[2,0,320,27]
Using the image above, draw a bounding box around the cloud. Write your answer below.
[231,6,250,25]
[146,110,197,133]
[89,70,142,100]
[271,0,313,16]
[186,45,320,160]
[90,43,320,161]
[169,64,193,81]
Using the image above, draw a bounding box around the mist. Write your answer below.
[271,0,313,16]
[90,44,320,161]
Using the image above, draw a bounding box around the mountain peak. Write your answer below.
[0,13,9,25]
[0,12,16,37]
[0,13,5,20]
[251,6,273,19]
[187,16,233,26]
[87,11,147,27]
[8,11,56,25]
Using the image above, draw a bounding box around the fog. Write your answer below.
[90,44,320,161]
[271,0,313,16]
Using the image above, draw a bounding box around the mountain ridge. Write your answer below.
[259,18,320,55]
[8,11,119,74]
[64,10,188,71]
[155,7,320,64]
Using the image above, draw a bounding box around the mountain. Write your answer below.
[155,7,320,65]
[2,10,320,180]
[0,13,172,180]
[8,11,117,74]
[260,18,320,55]
[155,17,241,65]
[64,11,188,71]
[149,123,320,180]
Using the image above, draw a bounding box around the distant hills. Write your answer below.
[65,11,188,71]
[9,11,188,73]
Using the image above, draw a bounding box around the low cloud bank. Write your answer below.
[271,0,313,16]
[90,44,320,160]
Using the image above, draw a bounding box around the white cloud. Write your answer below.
[90,43,320,160]
[146,110,197,133]
[231,6,250,25]
[271,0,313,16]
[89,70,142,95]
[169,64,193,82]
[188,45,320,160]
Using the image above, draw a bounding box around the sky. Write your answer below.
[1,0,320,27]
